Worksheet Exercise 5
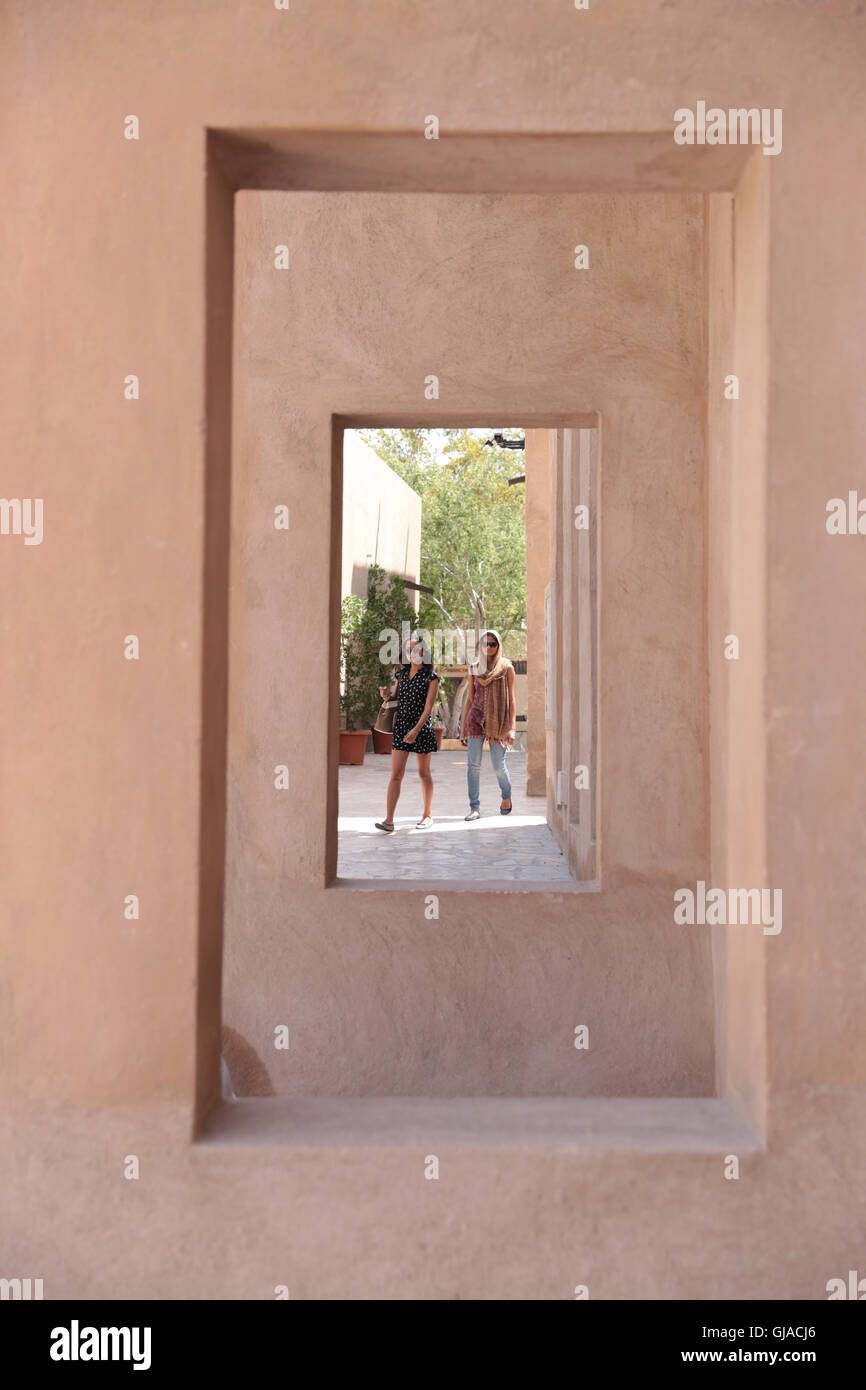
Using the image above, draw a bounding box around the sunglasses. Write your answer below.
[483,640,499,647]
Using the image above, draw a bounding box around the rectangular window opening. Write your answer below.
[210,147,766,1135]
[331,422,600,892]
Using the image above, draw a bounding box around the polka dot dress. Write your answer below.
[391,664,439,753]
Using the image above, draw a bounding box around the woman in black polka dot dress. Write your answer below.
[375,634,439,832]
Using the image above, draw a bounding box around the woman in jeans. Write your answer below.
[459,629,516,819]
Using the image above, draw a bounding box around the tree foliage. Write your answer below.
[359,427,526,641]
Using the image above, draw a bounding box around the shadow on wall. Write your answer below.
[221,1024,276,1097]
[350,562,370,597]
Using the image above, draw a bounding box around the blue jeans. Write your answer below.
[466,737,512,812]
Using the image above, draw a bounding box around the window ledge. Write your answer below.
[196,1096,761,1153]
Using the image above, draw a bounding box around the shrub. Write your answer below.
[340,565,416,730]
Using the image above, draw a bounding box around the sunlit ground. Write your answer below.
[337,749,572,881]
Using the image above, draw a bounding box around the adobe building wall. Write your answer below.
[223,189,712,1097]
[524,428,550,795]
[3,0,865,1300]
[706,162,770,1132]
[341,430,421,601]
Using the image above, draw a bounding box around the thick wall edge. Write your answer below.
[196,135,235,1134]
[210,129,751,193]
[198,1096,762,1153]
[203,129,763,1137]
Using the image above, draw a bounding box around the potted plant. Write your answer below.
[371,717,395,756]
[340,567,417,765]
[340,594,375,764]
[339,727,369,765]
[433,706,445,751]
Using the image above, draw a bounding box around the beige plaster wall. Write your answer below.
[223,188,712,1096]
[525,428,550,796]
[341,430,421,601]
[706,163,770,1135]
[3,0,865,1301]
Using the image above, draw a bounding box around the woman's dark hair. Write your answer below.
[405,633,433,676]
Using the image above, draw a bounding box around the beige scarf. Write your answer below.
[471,629,513,742]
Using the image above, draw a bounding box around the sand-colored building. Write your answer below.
[2,1,865,1301]
[341,430,421,603]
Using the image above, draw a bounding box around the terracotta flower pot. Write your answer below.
[339,729,368,765]
[370,726,393,755]
[434,726,444,750]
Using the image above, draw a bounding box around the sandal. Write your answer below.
[500,800,513,815]
[375,820,395,833]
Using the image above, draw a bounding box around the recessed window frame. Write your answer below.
[329,415,600,894]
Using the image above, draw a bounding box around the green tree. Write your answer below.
[360,427,526,643]
[422,428,526,640]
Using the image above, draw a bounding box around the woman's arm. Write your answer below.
[379,670,399,700]
[424,677,440,723]
[505,666,517,744]
[408,677,439,737]
[459,674,474,743]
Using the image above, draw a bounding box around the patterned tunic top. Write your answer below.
[391,664,439,754]
[464,668,513,745]
[463,676,489,740]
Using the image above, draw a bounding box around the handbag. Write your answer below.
[373,668,399,733]
[374,698,398,734]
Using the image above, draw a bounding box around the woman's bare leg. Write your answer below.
[385,750,410,822]
[417,756,433,817]
[416,752,434,818]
